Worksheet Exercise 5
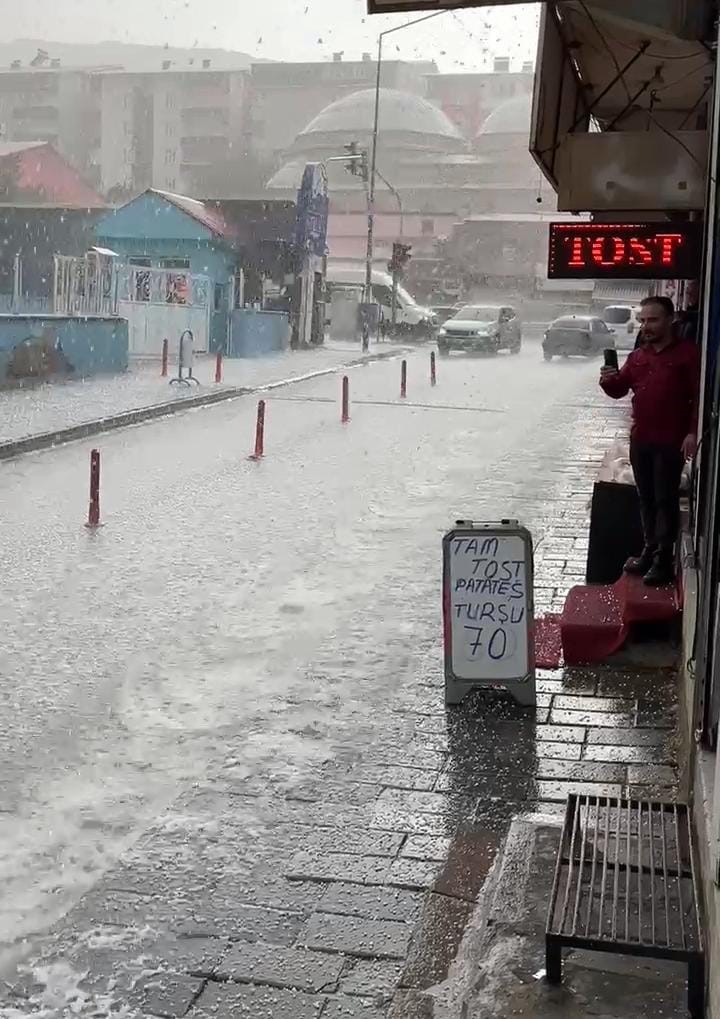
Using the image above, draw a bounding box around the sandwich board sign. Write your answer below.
[443,519,536,707]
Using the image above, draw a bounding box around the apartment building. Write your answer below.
[0,63,110,187]
[96,65,249,197]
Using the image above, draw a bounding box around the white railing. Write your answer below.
[53,252,119,317]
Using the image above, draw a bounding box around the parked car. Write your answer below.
[437,304,522,356]
[602,304,641,350]
[543,315,615,360]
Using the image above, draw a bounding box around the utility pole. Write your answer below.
[365,9,444,350]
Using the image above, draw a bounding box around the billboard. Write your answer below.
[295,162,329,260]
[547,222,703,281]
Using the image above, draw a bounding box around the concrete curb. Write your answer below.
[0,347,408,462]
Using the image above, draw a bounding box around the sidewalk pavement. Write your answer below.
[0,341,406,447]
[0,395,687,1019]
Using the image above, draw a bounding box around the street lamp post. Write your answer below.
[363,9,444,349]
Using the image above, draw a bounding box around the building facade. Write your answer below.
[424,56,534,140]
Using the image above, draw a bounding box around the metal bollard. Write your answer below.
[341,375,350,423]
[85,448,101,528]
[400,359,407,399]
[215,349,223,384]
[161,338,168,377]
[430,350,437,387]
[248,399,266,460]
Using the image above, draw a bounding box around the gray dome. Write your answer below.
[479,93,532,135]
[301,88,463,141]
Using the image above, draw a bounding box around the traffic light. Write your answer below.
[359,149,369,184]
[388,241,412,274]
[344,141,359,175]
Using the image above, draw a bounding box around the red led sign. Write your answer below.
[547,222,702,280]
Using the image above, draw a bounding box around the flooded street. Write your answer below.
[0,344,600,956]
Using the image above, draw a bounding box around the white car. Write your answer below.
[437,304,522,356]
[602,304,641,350]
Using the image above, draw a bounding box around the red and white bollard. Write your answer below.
[248,399,266,461]
[430,350,437,387]
[85,448,101,528]
[400,359,407,399]
[215,349,223,384]
[341,375,350,423]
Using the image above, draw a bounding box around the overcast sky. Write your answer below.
[7,0,539,71]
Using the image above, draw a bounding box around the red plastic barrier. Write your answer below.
[215,349,223,383]
[430,350,437,387]
[161,338,169,377]
[400,359,407,399]
[86,449,101,528]
[341,375,350,423]
[249,399,266,460]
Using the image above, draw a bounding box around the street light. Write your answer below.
[363,9,445,346]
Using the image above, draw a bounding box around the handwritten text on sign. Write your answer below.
[449,533,530,682]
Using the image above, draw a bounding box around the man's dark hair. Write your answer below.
[640,295,675,317]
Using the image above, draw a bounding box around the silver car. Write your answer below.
[436,304,522,356]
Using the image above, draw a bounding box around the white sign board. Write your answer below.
[443,521,535,706]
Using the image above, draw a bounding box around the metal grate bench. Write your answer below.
[546,794,705,1018]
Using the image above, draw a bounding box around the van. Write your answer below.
[325,264,435,339]
[602,304,641,350]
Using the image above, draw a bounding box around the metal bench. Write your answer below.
[546,794,705,1018]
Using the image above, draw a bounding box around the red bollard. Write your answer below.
[341,375,350,423]
[215,349,223,384]
[85,448,101,528]
[400,359,407,399]
[430,350,437,387]
[161,338,169,377]
[248,399,265,460]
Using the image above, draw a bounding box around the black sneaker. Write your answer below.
[643,557,675,587]
[624,547,657,575]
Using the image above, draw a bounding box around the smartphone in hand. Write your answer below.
[603,348,618,370]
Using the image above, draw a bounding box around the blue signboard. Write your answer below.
[295,162,329,259]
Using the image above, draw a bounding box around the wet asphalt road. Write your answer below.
[0,342,605,967]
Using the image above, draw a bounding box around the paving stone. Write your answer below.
[132,972,204,1018]
[400,835,452,861]
[364,749,447,771]
[192,981,325,1018]
[535,758,626,784]
[299,912,412,960]
[583,743,676,765]
[627,764,677,786]
[536,740,583,761]
[216,940,344,992]
[431,830,502,901]
[305,830,405,858]
[321,994,387,1018]
[550,708,634,728]
[376,789,476,819]
[553,695,633,712]
[400,893,474,989]
[286,851,391,886]
[341,959,403,997]
[371,804,452,836]
[176,899,307,944]
[356,765,439,791]
[586,727,670,746]
[534,724,587,743]
[536,780,624,803]
[386,857,441,890]
[318,882,423,923]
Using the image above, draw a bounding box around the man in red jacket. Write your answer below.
[600,296,700,585]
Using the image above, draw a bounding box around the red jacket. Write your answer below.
[599,338,700,448]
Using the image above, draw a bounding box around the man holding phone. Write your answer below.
[599,296,700,586]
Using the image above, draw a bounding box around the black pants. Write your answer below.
[629,440,684,556]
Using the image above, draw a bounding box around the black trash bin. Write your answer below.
[585,480,644,584]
